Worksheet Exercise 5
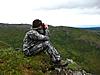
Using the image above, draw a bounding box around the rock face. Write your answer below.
[61,59,92,75]
[67,59,92,75]
[47,68,92,75]
[72,70,92,75]
[46,59,92,75]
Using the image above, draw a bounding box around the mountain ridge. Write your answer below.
[0,23,100,75]
[80,27,100,31]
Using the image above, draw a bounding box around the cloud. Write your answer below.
[34,0,100,10]
[0,0,100,14]
[80,7,100,14]
[62,0,100,8]
[29,9,100,27]
[0,0,100,27]
[31,0,100,15]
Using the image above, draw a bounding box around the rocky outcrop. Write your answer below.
[46,59,92,75]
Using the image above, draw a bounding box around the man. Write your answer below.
[23,19,61,65]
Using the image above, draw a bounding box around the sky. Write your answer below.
[0,0,100,28]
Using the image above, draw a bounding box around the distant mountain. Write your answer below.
[81,27,100,31]
[0,23,31,29]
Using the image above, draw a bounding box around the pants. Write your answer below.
[24,41,61,63]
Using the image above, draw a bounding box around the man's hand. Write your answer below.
[41,23,48,29]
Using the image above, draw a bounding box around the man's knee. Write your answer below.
[43,41,50,46]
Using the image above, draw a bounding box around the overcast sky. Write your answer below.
[0,0,100,27]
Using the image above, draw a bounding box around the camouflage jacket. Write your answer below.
[23,28,49,51]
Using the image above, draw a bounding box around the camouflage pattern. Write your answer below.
[23,28,61,62]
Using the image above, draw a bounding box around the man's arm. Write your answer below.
[35,30,49,41]
[29,30,49,41]
[42,23,49,36]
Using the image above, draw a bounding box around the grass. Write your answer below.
[0,27,28,48]
[0,48,51,75]
[0,41,10,49]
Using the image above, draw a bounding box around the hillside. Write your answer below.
[0,24,100,75]
[49,26,100,75]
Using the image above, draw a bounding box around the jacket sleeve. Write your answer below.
[29,30,49,41]
[45,29,50,36]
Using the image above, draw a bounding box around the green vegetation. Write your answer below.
[0,25,100,75]
[0,41,10,49]
[0,27,27,49]
[0,48,50,75]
